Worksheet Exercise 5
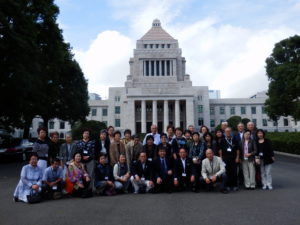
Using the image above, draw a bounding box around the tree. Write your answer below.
[241,118,251,127]
[265,35,300,121]
[0,0,90,137]
[226,116,242,131]
[72,120,107,141]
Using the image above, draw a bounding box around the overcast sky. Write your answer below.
[55,0,300,99]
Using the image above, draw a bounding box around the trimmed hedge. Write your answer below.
[266,132,300,155]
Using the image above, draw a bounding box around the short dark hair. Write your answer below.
[200,125,209,133]
[160,133,167,138]
[98,153,107,160]
[51,157,60,164]
[73,151,82,159]
[179,147,187,152]
[37,126,47,134]
[158,147,166,152]
[29,153,38,160]
[184,130,191,135]
[82,128,91,134]
[175,127,182,132]
[100,129,107,134]
[107,126,114,131]
[146,135,154,141]
[50,131,59,138]
[124,129,132,136]
[203,132,213,141]
[133,134,140,139]
[192,132,200,137]
[113,130,121,137]
[167,125,175,132]
[256,129,265,138]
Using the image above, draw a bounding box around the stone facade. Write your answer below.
[18,19,298,138]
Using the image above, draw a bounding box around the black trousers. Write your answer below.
[72,180,91,197]
[42,181,63,199]
[224,159,238,187]
[154,175,173,193]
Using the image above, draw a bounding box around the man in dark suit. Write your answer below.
[173,147,196,191]
[152,147,174,193]
[233,122,245,186]
[130,152,154,193]
[59,132,77,166]
[95,129,110,164]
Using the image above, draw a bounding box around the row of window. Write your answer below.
[198,118,289,127]
[144,44,171,49]
[49,121,65,130]
[197,105,267,115]
[91,108,109,116]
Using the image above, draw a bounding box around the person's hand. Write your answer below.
[191,175,195,183]
[107,181,113,186]
[246,153,252,157]
[205,178,211,184]
[167,170,172,175]
[211,176,217,183]
[149,181,154,187]
[157,177,162,184]
[272,157,275,162]
[32,184,39,190]
[83,156,89,160]
[174,179,179,186]
[125,173,130,179]
[78,183,84,189]
[85,176,90,182]
[135,175,140,182]
[173,154,177,160]
[235,158,240,163]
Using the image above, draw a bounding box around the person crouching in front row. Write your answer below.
[113,154,130,193]
[130,152,154,194]
[42,158,64,200]
[94,153,116,196]
[152,147,174,193]
[173,147,196,192]
[200,149,228,194]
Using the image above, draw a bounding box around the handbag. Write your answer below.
[27,189,42,204]
[65,176,74,194]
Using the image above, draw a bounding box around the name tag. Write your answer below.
[182,173,187,177]
[104,176,108,180]
[141,177,145,181]
[259,152,263,156]
[148,158,152,161]
[227,148,232,152]
[83,150,88,154]
[52,186,57,190]
[193,157,197,161]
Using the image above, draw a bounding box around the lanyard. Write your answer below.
[225,137,232,146]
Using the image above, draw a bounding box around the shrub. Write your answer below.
[266,132,300,155]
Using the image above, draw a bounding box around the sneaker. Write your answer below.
[262,186,267,190]
[268,186,273,190]
[220,189,228,194]
[233,187,239,191]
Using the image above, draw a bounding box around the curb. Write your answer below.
[274,151,300,159]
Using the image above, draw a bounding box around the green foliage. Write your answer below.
[71,120,107,141]
[265,35,300,120]
[213,116,251,131]
[266,132,300,155]
[0,0,89,137]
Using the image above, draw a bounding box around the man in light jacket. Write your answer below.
[201,149,228,194]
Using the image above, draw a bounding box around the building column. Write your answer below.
[141,100,146,133]
[186,98,194,128]
[159,60,162,76]
[175,100,180,127]
[152,100,157,126]
[164,100,169,132]
[164,60,167,76]
[173,59,176,77]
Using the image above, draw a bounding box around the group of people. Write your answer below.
[13,121,275,203]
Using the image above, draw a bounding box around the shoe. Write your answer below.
[246,187,250,190]
[262,186,267,190]
[220,189,228,194]
[250,187,255,190]
[226,187,231,192]
[268,186,273,190]
[13,197,19,202]
[233,187,239,191]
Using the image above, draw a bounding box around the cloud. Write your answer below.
[73,0,299,99]
[74,31,134,99]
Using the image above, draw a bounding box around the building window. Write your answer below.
[262,119,268,127]
[252,119,257,126]
[210,119,215,127]
[102,108,108,116]
[115,119,120,127]
[150,44,153,48]
[166,60,170,76]
[251,106,256,114]
[161,61,165,76]
[156,44,159,48]
[220,106,225,115]
[262,106,266,114]
[197,95,202,101]
[167,44,171,48]
[114,96,120,102]
[241,106,246,114]
[273,120,278,127]
[144,44,147,48]
[161,44,165,48]
[60,122,65,129]
[284,118,289,126]
[230,107,235,115]
[91,108,97,116]
[49,121,54,129]
[115,106,120,114]
[197,105,203,113]
[210,106,215,115]
[60,133,64,139]
[145,61,149,76]
[198,118,204,126]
